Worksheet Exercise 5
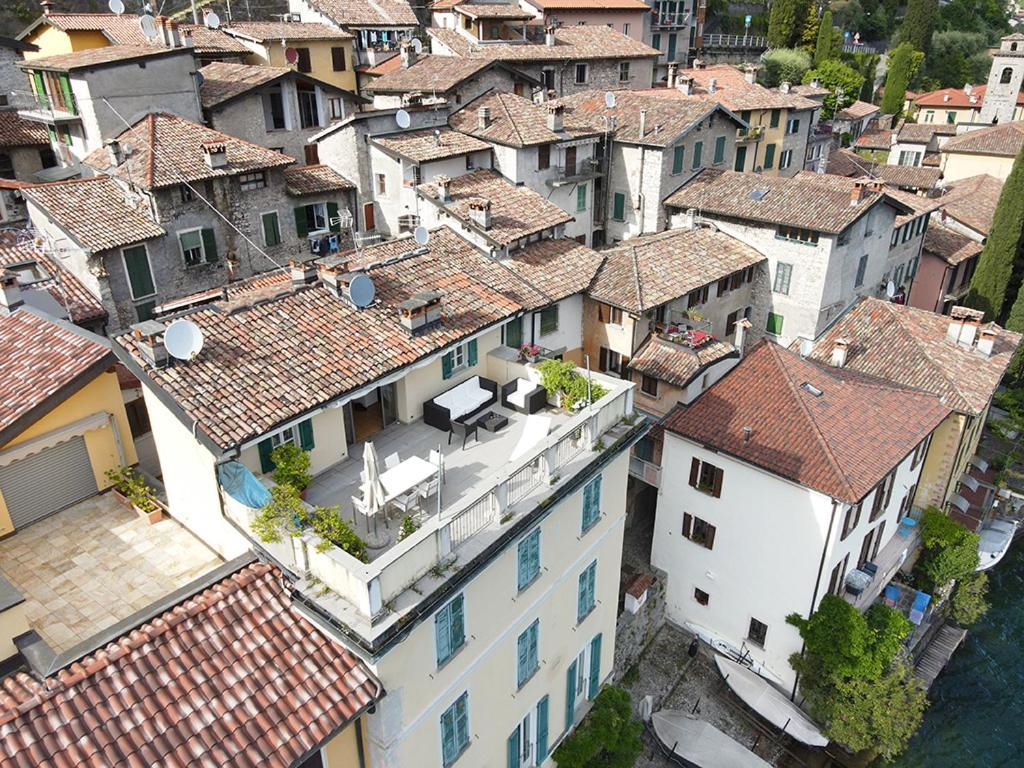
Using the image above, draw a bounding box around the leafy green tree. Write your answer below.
[938,0,1009,39]
[553,687,642,768]
[922,31,991,89]
[761,47,813,87]
[950,571,990,625]
[915,508,981,592]
[832,0,865,33]
[814,10,834,64]
[842,50,881,100]
[799,0,821,50]
[803,60,864,117]
[819,662,928,759]
[882,43,925,115]
[900,0,939,53]
[768,0,800,48]
[966,141,1024,322]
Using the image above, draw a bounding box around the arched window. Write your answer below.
[1001,67,1014,84]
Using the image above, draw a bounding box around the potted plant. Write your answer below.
[252,484,310,543]
[271,443,312,496]
[519,343,542,363]
[106,466,163,524]
[536,359,608,412]
[312,505,369,562]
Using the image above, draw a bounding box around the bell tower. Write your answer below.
[979,33,1024,125]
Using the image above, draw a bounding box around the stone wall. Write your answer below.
[613,566,667,679]
[0,48,25,107]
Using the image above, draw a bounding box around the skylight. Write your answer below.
[801,382,823,397]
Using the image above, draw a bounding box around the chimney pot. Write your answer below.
[676,74,693,95]
[811,77,820,88]
[948,305,984,346]
[693,58,705,70]
[545,25,556,46]
[435,174,452,202]
[477,106,491,130]
[977,328,997,356]
[106,139,124,167]
[40,0,53,16]
[667,62,678,89]
[707,77,717,94]
[830,338,849,368]
[735,317,752,357]
[467,198,492,229]
[289,259,317,286]
[744,64,758,84]
[400,38,417,68]
[546,103,564,132]
[131,321,170,368]
[0,269,23,315]
[850,179,869,206]
[201,140,228,169]
[779,80,791,94]
[638,108,648,139]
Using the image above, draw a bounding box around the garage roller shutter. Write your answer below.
[0,436,98,530]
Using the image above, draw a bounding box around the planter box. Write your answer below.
[133,503,163,525]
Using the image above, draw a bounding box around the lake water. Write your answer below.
[886,544,1024,766]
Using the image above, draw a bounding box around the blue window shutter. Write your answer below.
[530,530,540,580]
[588,563,597,608]
[517,628,530,686]
[441,705,456,764]
[467,339,478,367]
[517,538,530,590]
[450,594,465,650]
[529,621,539,673]
[577,569,588,621]
[442,351,454,380]
[436,605,451,664]
[536,695,549,761]
[257,438,274,473]
[298,419,315,450]
[507,726,521,768]
[589,633,602,699]
[564,659,577,731]
[455,694,469,749]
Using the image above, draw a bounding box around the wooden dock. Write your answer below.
[915,624,968,690]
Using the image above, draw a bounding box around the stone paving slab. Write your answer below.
[0,493,223,652]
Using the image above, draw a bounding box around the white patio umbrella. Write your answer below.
[361,441,389,546]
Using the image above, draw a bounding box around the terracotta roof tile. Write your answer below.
[0,236,106,325]
[429,24,658,62]
[824,148,942,191]
[19,44,189,72]
[530,0,650,7]
[199,62,293,108]
[0,307,110,437]
[0,563,381,768]
[224,21,352,41]
[630,334,737,389]
[923,224,983,267]
[283,164,355,195]
[367,54,494,93]
[178,24,252,54]
[450,90,601,146]
[0,112,48,148]
[83,113,294,190]
[27,13,247,53]
[936,173,1003,236]
[417,169,571,246]
[853,128,893,151]
[303,0,418,26]
[454,3,535,19]
[802,296,1021,416]
[665,340,950,503]
[588,227,764,312]
[373,126,491,162]
[835,100,880,120]
[23,176,165,252]
[941,121,1024,157]
[671,65,818,111]
[896,120,958,144]
[915,85,1016,108]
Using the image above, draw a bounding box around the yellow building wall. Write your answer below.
[323,719,371,767]
[941,151,1015,182]
[22,26,111,60]
[260,39,357,92]
[0,369,137,535]
[581,297,638,367]
[0,603,29,660]
[913,411,966,510]
[238,406,349,478]
[737,107,789,176]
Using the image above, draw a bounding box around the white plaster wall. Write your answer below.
[521,294,584,354]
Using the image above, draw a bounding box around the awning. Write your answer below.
[959,473,980,493]
[0,411,110,467]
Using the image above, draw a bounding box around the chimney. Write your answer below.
[850,179,869,206]
[40,0,53,16]
[964,83,973,96]
[638,108,647,139]
[735,317,752,356]
[400,39,417,68]
[289,259,317,287]
[131,321,169,369]
[742,426,752,443]
[707,77,717,94]
[545,25,556,46]
[959,313,981,347]
[744,64,757,84]
[106,139,124,167]
[693,58,705,70]
[943,93,950,102]
[468,198,492,229]
[779,80,791,94]
[811,77,820,89]
[201,140,228,169]
[0,270,22,315]
[830,338,849,368]
[182,28,194,47]
[677,74,693,95]
[546,103,564,132]
[666,62,678,89]
[977,327,997,356]
[680,207,697,230]
[435,174,452,203]
[397,290,443,335]
[477,106,491,130]
[948,305,984,346]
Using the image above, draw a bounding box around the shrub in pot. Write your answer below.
[271,443,312,493]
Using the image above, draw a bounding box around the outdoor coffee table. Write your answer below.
[477,412,509,433]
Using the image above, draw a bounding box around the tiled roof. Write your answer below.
[115,240,522,447]
[872,163,943,190]
[915,85,1021,108]
[801,296,1021,416]
[791,83,830,98]
[941,121,1024,157]
[454,3,535,18]
[629,335,737,389]
[937,174,1003,236]
[673,65,819,111]
[23,13,249,54]
[0,237,105,325]
[588,227,765,312]
[24,177,165,252]
[303,0,419,26]
[373,127,492,162]
[0,307,111,439]
[224,21,353,40]
[835,100,880,120]
[825,147,872,176]
[449,90,601,146]
[665,168,894,235]
[527,0,651,8]
[0,112,47,147]
[179,24,252,54]
[0,562,382,768]
[284,164,355,195]
[417,169,572,246]
[556,89,725,148]
[897,120,958,144]
[665,340,950,503]
[368,54,493,93]
[923,224,983,267]
[199,61,293,108]
[19,44,188,72]
[853,128,893,151]
[429,24,658,62]
[83,113,294,190]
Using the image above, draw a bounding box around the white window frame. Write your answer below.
[177,227,212,267]
[779,149,793,170]
[511,702,540,768]
[121,244,157,300]
[308,202,328,231]
[270,424,297,448]
[773,262,793,295]
[618,61,630,82]
[328,96,345,120]
[450,342,468,371]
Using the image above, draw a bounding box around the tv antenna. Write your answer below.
[164,319,205,361]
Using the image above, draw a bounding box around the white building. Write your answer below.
[652,340,949,688]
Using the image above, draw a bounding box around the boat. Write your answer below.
[714,655,829,747]
[683,621,787,687]
[977,517,1018,571]
[651,710,773,768]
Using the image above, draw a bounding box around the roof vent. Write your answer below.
[131,320,169,369]
[943,93,950,102]
[830,338,849,368]
[321,265,376,308]
[468,198,492,230]
[744,64,758,84]
[779,80,791,94]
[201,140,228,169]
[289,258,317,287]
[801,382,824,397]
[397,290,443,335]
[0,269,23,316]
[436,174,453,203]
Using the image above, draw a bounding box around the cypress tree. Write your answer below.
[814,10,833,64]
[768,0,799,49]
[799,0,820,50]
[881,43,921,115]
[900,0,938,53]
[965,142,1024,323]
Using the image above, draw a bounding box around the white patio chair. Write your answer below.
[385,452,401,470]
[419,476,440,501]
[390,489,419,516]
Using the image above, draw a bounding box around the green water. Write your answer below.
[886,544,1024,766]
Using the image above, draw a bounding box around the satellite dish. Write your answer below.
[204,10,221,29]
[604,91,616,109]
[412,38,423,54]
[164,319,205,360]
[284,46,299,64]
[395,109,411,129]
[139,14,158,40]
[413,226,430,246]
[347,274,376,308]
[885,280,896,299]
[108,0,125,14]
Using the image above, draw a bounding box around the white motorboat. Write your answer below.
[683,621,787,687]
[651,710,773,768]
[977,517,1018,571]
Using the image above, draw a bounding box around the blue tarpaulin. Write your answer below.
[884,585,900,606]
[218,461,271,509]
[910,590,932,625]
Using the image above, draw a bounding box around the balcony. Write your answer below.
[13,91,80,124]
[737,126,764,143]
[653,11,691,29]
[546,158,603,188]
[221,359,638,639]
[629,455,661,487]
[843,519,923,612]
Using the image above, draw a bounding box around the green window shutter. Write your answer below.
[536,695,549,761]
[441,351,454,380]
[505,319,522,349]
[47,126,57,144]
[672,145,684,174]
[327,201,341,233]
[576,183,587,212]
[767,312,784,335]
[613,192,625,221]
[58,74,75,114]
[507,726,520,768]
[298,419,315,450]
[588,633,602,699]
[454,695,469,753]
[770,108,780,128]
[201,228,218,262]
[122,246,155,299]
[583,475,601,531]
[441,705,457,764]
[467,339,478,367]
[517,626,530,686]
[32,71,47,107]
[450,594,465,650]
[577,567,591,621]
[257,438,275,473]
[262,212,280,246]
[294,206,309,238]
[764,144,776,169]
[564,659,577,731]
[714,136,726,164]
[517,536,530,590]
[692,141,703,169]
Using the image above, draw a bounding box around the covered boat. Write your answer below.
[977,517,1018,571]
[651,710,772,768]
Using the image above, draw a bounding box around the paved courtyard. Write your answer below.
[0,493,223,652]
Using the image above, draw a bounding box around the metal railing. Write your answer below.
[653,11,691,28]
[701,34,768,49]
[508,455,545,506]
[12,90,78,119]
[554,425,586,470]
[449,492,494,548]
[629,456,662,487]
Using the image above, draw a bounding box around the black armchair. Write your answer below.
[501,378,547,415]
[448,418,479,449]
